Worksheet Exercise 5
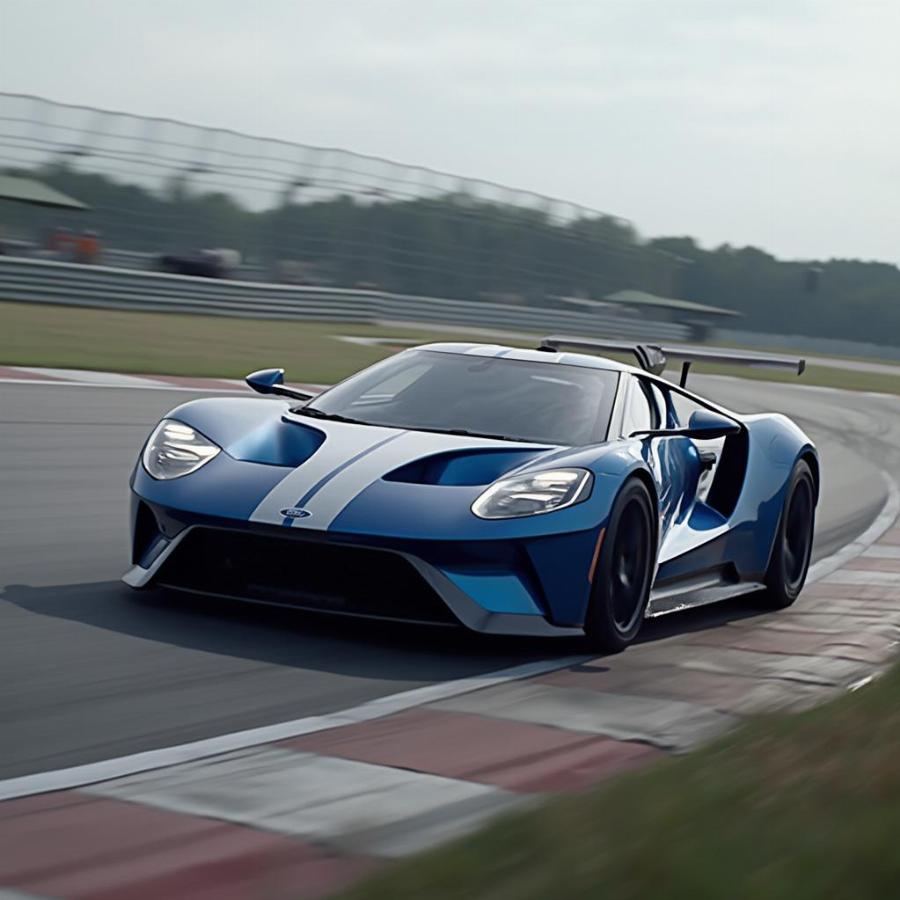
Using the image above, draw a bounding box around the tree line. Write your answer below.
[2,164,899,345]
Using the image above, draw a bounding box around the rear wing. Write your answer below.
[538,335,805,387]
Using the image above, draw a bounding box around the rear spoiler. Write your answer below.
[538,335,805,387]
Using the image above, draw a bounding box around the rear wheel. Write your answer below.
[584,479,656,653]
[758,459,816,609]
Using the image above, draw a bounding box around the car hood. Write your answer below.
[244,414,562,530]
[136,396,643,543]
[160,396,610,533]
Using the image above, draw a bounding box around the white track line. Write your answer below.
[0,377,245,393]
[12,367,171,387]
[807,470,900,584]
[0,655,589,801]
[0,374,326,393]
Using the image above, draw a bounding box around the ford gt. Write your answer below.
[124,336,818,651]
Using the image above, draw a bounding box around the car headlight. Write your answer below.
[142,419,221,480]
[472,468,593,519]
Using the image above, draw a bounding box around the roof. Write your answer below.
[415,342,635,374]
[0,175,89,210]
[604,289,741,318]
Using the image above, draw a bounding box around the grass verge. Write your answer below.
[0,301,470,384]
[339,665,900,900]
[2,301,900,393]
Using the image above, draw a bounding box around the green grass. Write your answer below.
[339,665,900,900]
[2,301,900,393]
[0,301,472,384]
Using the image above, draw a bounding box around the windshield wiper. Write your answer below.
[294,411,519,441]
[419,426,520,442]
[294,407,369,425]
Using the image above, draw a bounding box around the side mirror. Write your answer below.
[245,368,313,402]
[635,344,667,375]
[631,409,741,440]
[245,368,284,394]
[685,409,741,439]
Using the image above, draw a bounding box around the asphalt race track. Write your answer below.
[1,377,898,780]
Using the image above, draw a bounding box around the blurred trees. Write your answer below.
[3,165,899,345]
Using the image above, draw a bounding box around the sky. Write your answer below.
[1,0,899,262]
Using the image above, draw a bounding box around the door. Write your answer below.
[621,375,702,561]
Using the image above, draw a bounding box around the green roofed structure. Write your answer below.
[557,288,741,341]
[603,288,741,319]
[0,175,89,210]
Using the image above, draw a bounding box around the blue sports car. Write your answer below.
[124,337,817,652]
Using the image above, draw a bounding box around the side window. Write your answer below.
[621,377,658,437]
[669,386,729,504]
[670,388,710,429]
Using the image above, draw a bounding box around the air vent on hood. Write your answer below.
[384,448,551,486]
[228,419,326,467]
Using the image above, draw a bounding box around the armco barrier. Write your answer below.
[0,256,690,341]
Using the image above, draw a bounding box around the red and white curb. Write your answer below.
[3,499,900,898]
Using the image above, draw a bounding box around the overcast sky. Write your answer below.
[2,0,898,262]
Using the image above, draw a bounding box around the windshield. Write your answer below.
[302,350,619,445]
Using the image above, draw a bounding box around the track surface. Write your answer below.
[1,378,897,779]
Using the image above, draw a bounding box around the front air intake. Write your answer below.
[156,527,459,626]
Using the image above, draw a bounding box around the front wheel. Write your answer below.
[758,459,816,609]
[584,479,656,653]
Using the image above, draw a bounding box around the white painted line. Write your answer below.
[862,545,900,559]
[821,570,900,586]
[847,674,876,692]
[0,371,323,394]
[86,746,521,858]
[0,654,588,801]
[336,335,420,348]
[807,470,900,584]
[0,377,246,394]
[0,890,52,900]
[698,372,900,400]
[13,366,171,388]
[863,391,900,401]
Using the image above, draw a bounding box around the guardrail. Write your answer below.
[0,256,690,342]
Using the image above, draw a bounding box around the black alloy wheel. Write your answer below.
[759,459,816,609]
[584,478,656,653]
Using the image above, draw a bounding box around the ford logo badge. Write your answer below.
[281,507,311,519]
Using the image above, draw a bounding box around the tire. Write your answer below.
[584,478,656,653]
[758,459,816,609]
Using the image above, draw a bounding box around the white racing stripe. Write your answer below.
[295,429,536,529]
[248,420,400,526]
[249,418,545,530]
